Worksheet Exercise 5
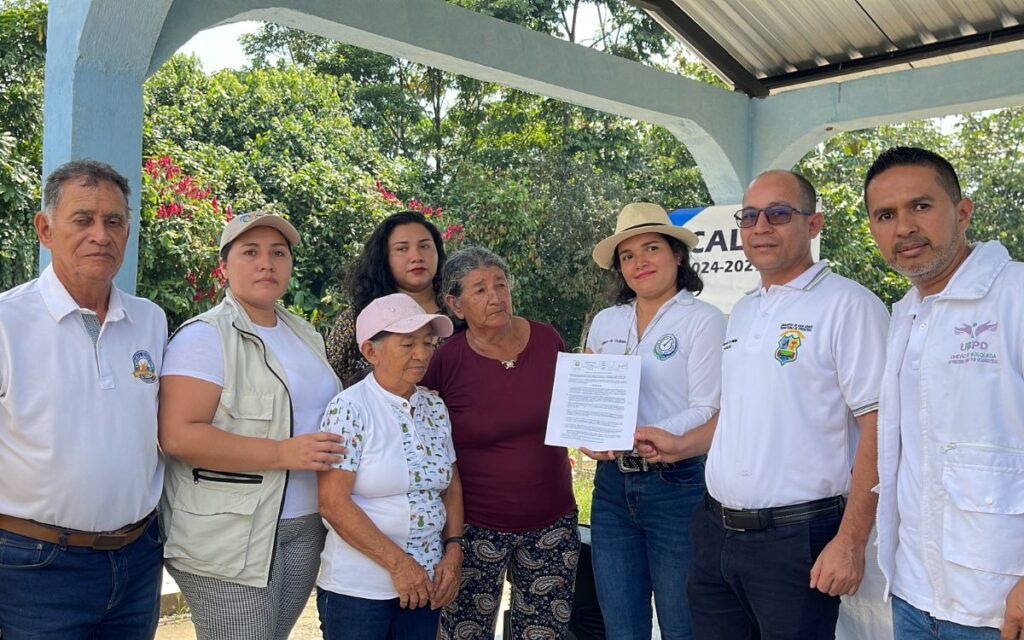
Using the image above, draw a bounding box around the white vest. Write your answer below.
[161,290,340,587]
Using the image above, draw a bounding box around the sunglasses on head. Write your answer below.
[734,204,814,229]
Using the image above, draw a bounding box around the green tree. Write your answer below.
[0,0,45,289]
[958,108,1024,259]
[797,121,955,306]
[142,54,413,328]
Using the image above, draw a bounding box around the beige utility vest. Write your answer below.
[161,290,340,587]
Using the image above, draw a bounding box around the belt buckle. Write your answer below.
[616,455,647,473]
[92,534,127,550]
[721,510,746,532]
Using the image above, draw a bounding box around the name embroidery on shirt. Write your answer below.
[653,334,678,360]
[949,320,999,365]
[132,350,157,383]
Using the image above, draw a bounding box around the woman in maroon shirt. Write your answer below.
[422,246,579,640]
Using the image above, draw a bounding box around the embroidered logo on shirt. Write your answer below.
[954,321,998,339]
[949,321,999,365]
[653,334,678,360]
[132,350,157,383]
[774,329,804,365]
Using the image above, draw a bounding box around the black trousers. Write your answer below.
[687,497,843,640]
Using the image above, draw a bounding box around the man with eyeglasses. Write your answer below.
[642,170,889,639]
[865,147,1024,640]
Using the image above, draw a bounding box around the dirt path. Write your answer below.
[156,593,322,640]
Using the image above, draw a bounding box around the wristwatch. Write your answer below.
[442,535,465,550]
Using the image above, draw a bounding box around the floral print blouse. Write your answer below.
[319,375,455,577]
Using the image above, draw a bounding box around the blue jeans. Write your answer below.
[0,517,163,640]
[687,497,842,640]
[318,588,441,640]
[591,457,706,640]
[892,595,1001,640]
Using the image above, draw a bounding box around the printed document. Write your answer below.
[544,352,640,450]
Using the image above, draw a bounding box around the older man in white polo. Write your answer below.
[0,159,168,639]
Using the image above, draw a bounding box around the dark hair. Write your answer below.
[347,211,446,314]
[791,172,817,213]
[864,146,962,205]
[44,159,130,214]
[610,234,703,305]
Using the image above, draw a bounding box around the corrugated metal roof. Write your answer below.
[638,0,1024,95]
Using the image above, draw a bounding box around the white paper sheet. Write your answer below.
[544,352,641,450]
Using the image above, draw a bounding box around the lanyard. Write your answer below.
[624,299,672,356]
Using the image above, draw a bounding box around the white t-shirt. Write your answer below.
[163,320,338,518]
[706,261,889,509]
[586,289,725,436]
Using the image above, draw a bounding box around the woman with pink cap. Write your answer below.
[317,293,464,640]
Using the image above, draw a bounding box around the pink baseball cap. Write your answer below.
[355,293,454,345]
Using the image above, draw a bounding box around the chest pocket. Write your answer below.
[218,392,274,438]
[941,443,1024,575]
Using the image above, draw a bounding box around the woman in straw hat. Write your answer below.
[317,293,462,639]
[158,212,344,640]
[582,202,726,639]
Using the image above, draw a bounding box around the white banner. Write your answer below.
[670,205,821,315]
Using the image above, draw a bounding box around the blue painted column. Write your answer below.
[40,0,171,294]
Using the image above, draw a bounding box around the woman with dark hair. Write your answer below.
[326,210,446,387]
[582,203,726,640]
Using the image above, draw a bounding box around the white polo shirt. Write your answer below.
[586,289,725,436]
[706,261,888,509]
[0,265,167,531]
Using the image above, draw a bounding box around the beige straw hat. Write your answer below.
[592,203,698,269]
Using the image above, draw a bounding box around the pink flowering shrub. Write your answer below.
[137,156,231,327]
[374,180,463,247]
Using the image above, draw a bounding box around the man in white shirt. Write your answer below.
[865,146,1024,640]
[0,159,168,639]
[669,170,889,639]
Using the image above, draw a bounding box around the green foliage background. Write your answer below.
[3,0,1024,347]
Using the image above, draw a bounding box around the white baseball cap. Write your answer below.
[219,211,300,251]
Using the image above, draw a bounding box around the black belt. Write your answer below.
[705,494,844,532]
[613,454,705,473]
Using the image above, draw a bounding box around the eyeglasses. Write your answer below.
[733,205,813,229]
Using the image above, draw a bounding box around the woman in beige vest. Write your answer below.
[158,212,344,640]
